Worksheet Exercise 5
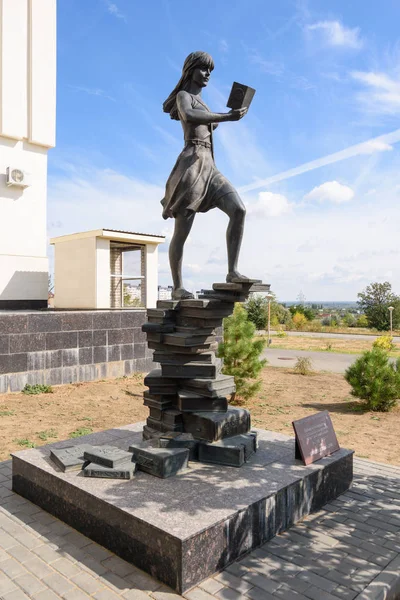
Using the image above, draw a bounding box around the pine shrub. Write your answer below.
[217,304,267,402]
[344,348,400,412]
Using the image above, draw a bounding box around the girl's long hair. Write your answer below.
[163,51,214,120]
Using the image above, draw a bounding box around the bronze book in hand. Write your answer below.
[227,82,256,110]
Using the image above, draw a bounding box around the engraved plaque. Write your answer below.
[292,411,340,465]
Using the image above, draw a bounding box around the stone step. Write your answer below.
[177,391,228,413]
[158,433,199,460]
[156,300,180,309]
[174,325,215,335]
[176,315,223,329]
[128,442,189,478]
[198,291,248,302]
[182,406,251,442]
[142,322,175,333]
[49,444,95,472]
[213,282,247,291]
[147,308,177,319]
[146,416,183,433]
[161,361,220,379]
[197,432,258,467]
[143,391,175,408]
[83,446,134,469]
[148,340,219,354]
[83,461,137,479]
[161,332,216,347]
[153,351,216,365]
[144,369,178,395]
[181,374,235,398]
[229,277,262,284]
[179,307,233,320]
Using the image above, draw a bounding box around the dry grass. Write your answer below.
[264,334,400,355]
[1,367,400,466]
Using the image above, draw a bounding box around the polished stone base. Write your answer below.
[12,422,353,594]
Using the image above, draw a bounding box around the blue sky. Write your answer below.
[49,0,400,300]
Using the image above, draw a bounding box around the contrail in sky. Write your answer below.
[238,128,400,194]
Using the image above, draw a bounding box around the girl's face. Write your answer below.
[191,65,211,88]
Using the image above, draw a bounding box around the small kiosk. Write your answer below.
[50,229,165,309]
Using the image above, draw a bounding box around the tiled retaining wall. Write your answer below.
[0,310,153,393]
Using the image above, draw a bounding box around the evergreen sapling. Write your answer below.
[217,303,267,403]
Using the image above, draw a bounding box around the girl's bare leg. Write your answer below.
[169,212,196,299]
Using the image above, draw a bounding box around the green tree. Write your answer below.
[357,282,400,331]
[288,305,315,321]
[245,296,268,329]
[217,304,267,402]
[245,294,290,329]
[345,348,400,411]
[271,301,290,326]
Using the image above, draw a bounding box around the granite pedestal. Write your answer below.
[12,422,353,594]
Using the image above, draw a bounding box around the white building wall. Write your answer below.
[0,0,56,307]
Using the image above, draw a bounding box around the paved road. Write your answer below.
[262,347,358,373]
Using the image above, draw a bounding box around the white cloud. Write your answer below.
[103,0,127,21]
[239,128,399,194]
[358,140,393,153]
[68,85,116,102]
[351,71,400,115]
[303,181,354,204]
[306,20,362,49]
[47,152,400,302]
[219,39,229,54]
[247,192,293,217]
[48,165,165,240]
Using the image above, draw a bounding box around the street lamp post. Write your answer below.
[388,306,394,334]
[265,293,274,347]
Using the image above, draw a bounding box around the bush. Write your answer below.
[344,348,400,411]
[342,313,356,327]
[294,357,313,375]
[292,312,308,330]
[218,304,267,402]
[356,315,368,328]
[22,384,53,395]
[276,329,287,338]
[373,335,395,352]
[309,320,322,332]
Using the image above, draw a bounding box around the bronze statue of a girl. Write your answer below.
[162,51,250,300]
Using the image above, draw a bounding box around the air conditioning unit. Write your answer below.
[6,167,30,188]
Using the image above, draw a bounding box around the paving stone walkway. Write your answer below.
[0,456,399,600]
